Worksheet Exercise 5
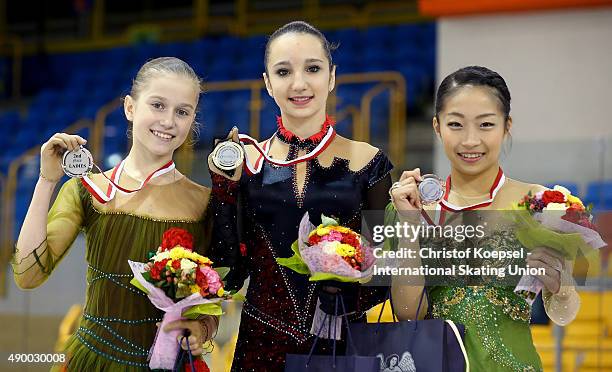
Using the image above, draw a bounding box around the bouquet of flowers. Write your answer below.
[276,213,376,339]
[276,212,376,282]
[129,227,242,371]
[512,185,606,302]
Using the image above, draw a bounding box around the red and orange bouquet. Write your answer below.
[129,228,240,371]
[513,185,605,258]
[139,228,226,301]
[513,185,606,303]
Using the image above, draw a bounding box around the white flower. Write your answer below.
[544,202,567,211]
[180,258,197,271]
[321,241,340,255]
[154,251,171,262]
[553,185,572,197]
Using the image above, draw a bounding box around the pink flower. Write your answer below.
[199,266,222,295]
[321,230,343,242]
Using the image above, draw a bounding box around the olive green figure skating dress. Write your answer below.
[12,173,238,371]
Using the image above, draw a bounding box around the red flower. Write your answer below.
[240,243,248,257]
[184,358,211,372]
[196,268,209,290]
[341,233,360,248]
[308,234,322,245]
[172,260,181,270]
[541,190,565,205]
[161,228,194,251]
[150,266,161,280]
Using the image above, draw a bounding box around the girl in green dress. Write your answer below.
[389,66,581,371]
[11,57,240,371]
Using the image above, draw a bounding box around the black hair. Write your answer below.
[264,20,335,73]
[435,66,511,122]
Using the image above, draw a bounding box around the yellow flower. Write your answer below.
[316,227,331,236]
[169,247,189,261]
[567,194,584,206]
[217,287,225,296]
[336,243,356,257]
[330,226,350,234]
[190,284,201,294]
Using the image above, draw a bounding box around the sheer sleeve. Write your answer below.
[357,150,393,312]
[11,178,84,287]
[543,259,581,326]
[207,173,247,291]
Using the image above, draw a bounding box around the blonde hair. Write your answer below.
[130,57,202,100]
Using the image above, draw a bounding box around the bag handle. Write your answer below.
[411,287,430,332]
[305,292,358,368]
[173,333,196,372]
[375,287,399,334]
[445,319,470,372]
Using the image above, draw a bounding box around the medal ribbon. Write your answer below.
[81,159,175,204]
[421,167,505,226]
[238,125,336,175]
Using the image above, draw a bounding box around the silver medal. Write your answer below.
[62,146,94,178]
[418,174,445,205]
[211,141,244,171]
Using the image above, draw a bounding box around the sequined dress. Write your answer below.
[422,226,544,371]
[11,173,237,371]
[215,120,393,371]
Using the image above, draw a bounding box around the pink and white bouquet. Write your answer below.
[276,213,376,339]
[276,212,376,283]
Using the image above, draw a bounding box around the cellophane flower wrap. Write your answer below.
[128,227,243,371]
[276,212,376,282]
[512,185,606,302]
[512,185,606,257]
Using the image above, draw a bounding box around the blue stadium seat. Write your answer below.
[584,180,612,210]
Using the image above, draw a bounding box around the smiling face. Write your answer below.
[434,85,511,177]
[263,32,336,123]
[124,73,199,158]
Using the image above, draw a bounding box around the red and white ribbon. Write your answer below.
[422,168,505,226]
[238,126,336,175]
[81,159,175,204]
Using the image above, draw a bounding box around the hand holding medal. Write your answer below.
[40,133,88,183]
[208,126,244,181]
[389,168,424,212]
[390,168,448,224]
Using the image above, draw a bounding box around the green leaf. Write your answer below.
[214,267,230,280]
[309,272,361,283]
[276,255,310,275]
[129,277,150,295]
[182,303,224,319]
[321,214,339,227]
[290,240,302,259]
[231,293,246,302]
